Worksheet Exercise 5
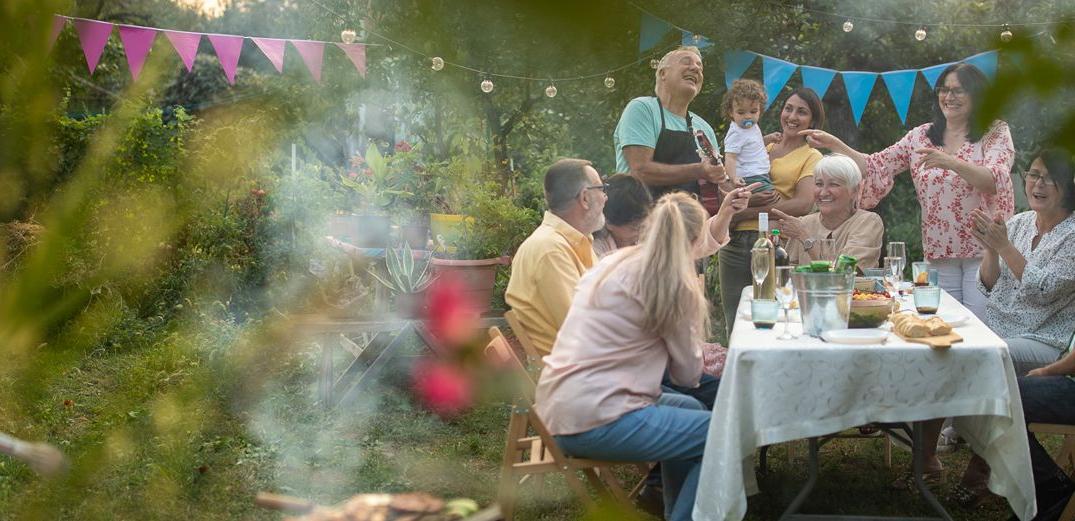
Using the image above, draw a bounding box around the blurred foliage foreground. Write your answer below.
[3,0,1075,519]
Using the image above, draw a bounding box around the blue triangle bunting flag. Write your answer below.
[724,50,756,89]
[842,71,878,126]
[800,66,837,99]
[762,56,798,110]
[881,69,918,125]
[681,31,712,49]
[920,62,952,89]
[639,12,672,53]
[963,50,998,81]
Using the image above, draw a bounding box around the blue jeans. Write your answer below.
[1019,376,1075,516]
[663,372,720,410]
[555,395,710,521]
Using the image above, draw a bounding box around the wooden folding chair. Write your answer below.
[503,309,545,373]
[485,327,650,520]
[1029,423,1075,521]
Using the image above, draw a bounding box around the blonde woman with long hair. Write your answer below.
[535,187,751,521]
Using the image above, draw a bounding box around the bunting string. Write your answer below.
[52,14,377,85]
[52,6,1005,126]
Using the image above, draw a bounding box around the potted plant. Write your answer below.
[431,187,539,315]
[368,241,435,317]
[334,144,412,248]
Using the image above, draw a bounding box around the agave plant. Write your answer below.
[368,241,434,294]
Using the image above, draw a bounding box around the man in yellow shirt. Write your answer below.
[506,158,607,357]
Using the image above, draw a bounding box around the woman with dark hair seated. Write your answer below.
[950,148,1075,518]
[593,173,654,258]
[972,148,1075,374]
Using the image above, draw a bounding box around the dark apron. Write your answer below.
[648,96,702,201]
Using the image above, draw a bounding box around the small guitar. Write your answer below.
[694,130,724,216]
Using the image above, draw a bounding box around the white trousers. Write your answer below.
[927,257,987,320]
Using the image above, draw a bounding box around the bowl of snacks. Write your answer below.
[849,289,894,328]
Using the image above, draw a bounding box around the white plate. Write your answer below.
[821,328,889,345]
[917,312,969,327]
[739,306,801,322]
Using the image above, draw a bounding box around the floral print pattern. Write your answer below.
[860,121,1015,260]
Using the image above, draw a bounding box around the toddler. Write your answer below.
[721,79,773,192]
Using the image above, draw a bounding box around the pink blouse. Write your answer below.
[860,122,1015,260]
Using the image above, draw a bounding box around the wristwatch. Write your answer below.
[802,238,816,251]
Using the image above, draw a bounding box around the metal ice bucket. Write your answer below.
[791,271,854,337]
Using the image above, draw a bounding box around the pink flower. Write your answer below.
[424,275,480,347]
[395,141,413,153]
[348,171,359,179]
[363,167,373,177]
[412,360,473,418]
[350,155,366,167]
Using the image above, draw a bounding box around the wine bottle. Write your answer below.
[752,213,776,299]
[772,229,789,268]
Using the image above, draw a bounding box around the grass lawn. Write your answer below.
[0,317,1039,521]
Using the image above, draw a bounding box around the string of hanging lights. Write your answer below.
[316,0,1063,95]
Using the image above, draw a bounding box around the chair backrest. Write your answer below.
[486,326,537,402]
[504,309,546,371]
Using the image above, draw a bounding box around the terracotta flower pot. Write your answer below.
[430,256,511,315]
[393,290,428,318]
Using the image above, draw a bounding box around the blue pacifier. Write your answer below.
[740,119,755,128]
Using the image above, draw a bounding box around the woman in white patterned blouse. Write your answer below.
[971,148,1075,375]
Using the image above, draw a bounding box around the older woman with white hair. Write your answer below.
[772,154,884,269]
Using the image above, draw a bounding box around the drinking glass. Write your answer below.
[751,299,779,329]
[914,286,942,314]
[887,242,907,281]
[912,261,930,286]
[751,247,771,290]
[774,266,798,339]
[817,238,837,266]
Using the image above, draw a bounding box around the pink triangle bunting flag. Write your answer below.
[335,43,367,77]
[251,37,286,73]
[118,26,157,80]
[49,15,67,51]
[164,30,201,72]
[207,34,244,84]
[74,19,113,75]
[290,40,324,82]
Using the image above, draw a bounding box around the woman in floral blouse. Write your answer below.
[800,63,1015,319]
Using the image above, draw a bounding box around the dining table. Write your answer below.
[693,286,1037,521]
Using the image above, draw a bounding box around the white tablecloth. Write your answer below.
[693,288,1036,521]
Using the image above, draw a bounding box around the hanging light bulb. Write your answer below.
[480,78,494,93]
[340,29,357,44]
[430,57,444,71]
[649,58,659,69]
[1000,24,1013,42]
[915,26,928,41]
[604,76,616,89]
[842,20,854,33]
[692,33,703,43]
[545,84,557,98]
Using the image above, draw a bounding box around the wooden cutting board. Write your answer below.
[895,331,964,349]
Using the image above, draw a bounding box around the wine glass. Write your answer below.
[774,266,797,340]
[887,242,907,282]
[751,247,771,296]
[818,238,837,267]
[883,256,903,301]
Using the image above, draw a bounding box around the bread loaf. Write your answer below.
[925,317,952,336]
[889,313,952,338]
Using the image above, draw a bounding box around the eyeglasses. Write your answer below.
[582,184,608,193]
[1024,170,1057,188]
[936,87,968,98]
